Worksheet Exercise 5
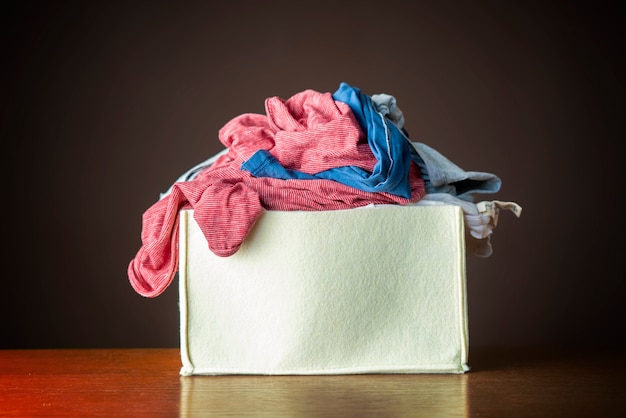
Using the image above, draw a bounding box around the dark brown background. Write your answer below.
[2,1,624,350]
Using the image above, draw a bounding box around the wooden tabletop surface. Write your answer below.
[1,347,624,417]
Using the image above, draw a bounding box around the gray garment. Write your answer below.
[410,142,501,201]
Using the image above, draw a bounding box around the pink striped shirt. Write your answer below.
[128,89,425,297]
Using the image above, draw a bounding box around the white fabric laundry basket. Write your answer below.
[178,204,470,375]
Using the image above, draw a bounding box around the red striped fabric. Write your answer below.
[128,89,425,297]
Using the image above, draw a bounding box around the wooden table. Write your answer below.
[1,347,624,417]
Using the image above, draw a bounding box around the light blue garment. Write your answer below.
[371,93,405,130]
[410,142,501,201]
[240,82,413,199]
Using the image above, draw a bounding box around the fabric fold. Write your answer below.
[128,85,425,297]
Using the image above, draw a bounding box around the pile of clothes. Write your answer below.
[128,82,521,298]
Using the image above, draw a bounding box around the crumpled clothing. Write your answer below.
[240,82,414,198]
[128,88,425,298]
